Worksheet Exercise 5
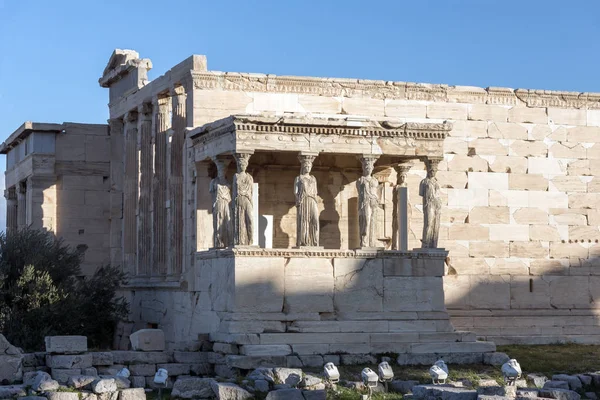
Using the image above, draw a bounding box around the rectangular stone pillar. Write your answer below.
[17,181,26,229]
[5,187,17,235]
[170,86,186,275]
[195,161,213,251]
[153,97,170,275]
[108,118,125,269]
[137,103,153,276]
[396,187,409,251]
[252,182,259,247]
[123,111,139,276]
[393,164,412,251]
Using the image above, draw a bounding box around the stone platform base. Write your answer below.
[190,248,497,370]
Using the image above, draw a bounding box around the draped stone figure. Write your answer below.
[420,159,442,248]
[294,154,319,247]
[357,156,380,248]
[233,153,254,246]
[210,159,233,248]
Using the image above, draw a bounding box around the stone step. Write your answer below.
[413,385,478,400]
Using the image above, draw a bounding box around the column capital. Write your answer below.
[138,102,153,118]
[152,95,170,109]
[170,85,186,97]
[298,152,318,163]
[125,110,138,123]
[394,163,413,187]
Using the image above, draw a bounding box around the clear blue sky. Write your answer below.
[1,0,599,137]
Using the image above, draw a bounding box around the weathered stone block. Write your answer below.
[129,329,165,352]
[509,174,549,191]
[118,388,146,400]
[51,368,82,384]
[240,345,292,356]
[508,107,547,124]
[69,375,98,389]
[45,336,87,354]
[172,352,208,364]
[128,364,155,377]
[284,258,333,313]
[333,258,383,312]
[47,354,93,369]
[548,108,586,125]
[469,104,508,122]
[112,351,171,365]
[412,385,478,400]
[386,100,427,118]
[469,138,509,156]
[47,392,80,400]
[509,241,548,258]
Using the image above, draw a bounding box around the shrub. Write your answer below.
[0,229,129,351]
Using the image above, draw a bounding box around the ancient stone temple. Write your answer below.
[7,48,600,362]
[96,49,492,364]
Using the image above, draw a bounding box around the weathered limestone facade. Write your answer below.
[8,48,600,357]
[1,122,110,275]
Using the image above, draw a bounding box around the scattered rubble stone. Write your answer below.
[544,381,570,390]
[302,390,327,400]
[68,375,96,390]
[272,367,302,387]
[118,388,146,400]
[254,379,270,392]
[265,388,305,400]
[539,388,582,400]
[210,381,253,400]
[413,384,478,400]
[171,377,215,399]
[0,334,23,383]
[527,373,548,388]
[552,375,583,390]
[91,378,117,394]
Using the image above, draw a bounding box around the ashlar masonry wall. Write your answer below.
[186,77,600,345]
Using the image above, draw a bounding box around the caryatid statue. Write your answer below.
[357,155,380,248]
[420,158,442,248]
[233,152,254,246]
[294,153,320,247]
[210,158,233,248]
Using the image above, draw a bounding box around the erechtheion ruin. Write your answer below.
[5,48,600,365]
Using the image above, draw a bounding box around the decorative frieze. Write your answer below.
[190,71,600,110]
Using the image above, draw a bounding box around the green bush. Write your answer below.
[0,229,129,351]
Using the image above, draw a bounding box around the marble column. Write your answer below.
[170,86,186,275]
[357,155,380,248]
[17,181,26,229]
[153,96,170,275]
[393,163,412,251]
[123,111,139,276]
[5,187,17,235]
[108,117,125,269]
[137,103,153,276]
[420,158,442,249]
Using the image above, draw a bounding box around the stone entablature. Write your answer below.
[190,114,451,161]
[190,71,600,109]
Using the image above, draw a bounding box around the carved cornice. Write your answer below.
[191,115,452,147]
[191,71,600,110]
